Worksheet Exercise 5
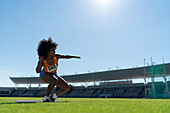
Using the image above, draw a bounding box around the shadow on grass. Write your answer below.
[0,102,36,105]
[0,101,69,105]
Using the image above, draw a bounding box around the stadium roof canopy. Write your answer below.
[10,63,170,84]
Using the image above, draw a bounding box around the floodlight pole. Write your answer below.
[144,59,147,98]
[151,57,156,98]
[162,56,169,98]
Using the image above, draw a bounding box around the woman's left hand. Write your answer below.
[75,56,81,59]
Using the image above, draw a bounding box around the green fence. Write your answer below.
[147,64,170,98]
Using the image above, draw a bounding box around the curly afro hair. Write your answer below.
[37,37,58,58]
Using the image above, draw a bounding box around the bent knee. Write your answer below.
[65,85,70,92]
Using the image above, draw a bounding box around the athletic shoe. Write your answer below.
[43,98,50,102]
[50,95,56,102]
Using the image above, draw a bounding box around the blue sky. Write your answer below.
[0,0,170,87]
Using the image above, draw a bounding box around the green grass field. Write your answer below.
[0,97,170,113]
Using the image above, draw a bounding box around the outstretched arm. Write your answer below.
[55,54,81,59]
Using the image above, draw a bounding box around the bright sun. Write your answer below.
[93,0,115,11]
[98,0,112,5]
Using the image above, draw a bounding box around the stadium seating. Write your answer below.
[113,87,126,97]
[99,88,118,97]
[0,87,15,97]
[34,87,46,97]
[79,88,97,97]
[21,88,40,97]
[92,88,103,97]
[0,82,166,98]
[11,87,27,97]
[67,87,85,97]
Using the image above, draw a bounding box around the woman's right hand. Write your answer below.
[39,56,44,62]
[36,56,44,73]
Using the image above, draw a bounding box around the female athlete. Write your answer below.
[36,37,80,102]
